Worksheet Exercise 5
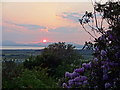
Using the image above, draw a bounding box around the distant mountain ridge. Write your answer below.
[2,41,83,48]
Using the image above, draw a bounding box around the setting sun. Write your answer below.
[43,39,47,43]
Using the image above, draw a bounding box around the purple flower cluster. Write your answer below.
[62,2,120,89]
[62,29,120,88]
[62,63,91,88]
[62,73,88,88]
[82,62,91,69]
[90,30,120,88]
[105,83,111,88]
[74,67,85,73]
[65,72,79,78]
[101,50,107,56]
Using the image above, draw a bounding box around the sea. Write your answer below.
[0,46,82,50]
[0,46,45,50]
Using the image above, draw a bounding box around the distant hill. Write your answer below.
[2,41,83,48]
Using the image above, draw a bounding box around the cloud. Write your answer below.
[59,12,84,22]
[5,21,46,30]
[15,24,46,30]
[59,12,103,23]
[49,27,79,33]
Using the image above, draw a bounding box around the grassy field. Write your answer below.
[1,49,93,61]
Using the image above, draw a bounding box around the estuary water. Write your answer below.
[0,46,82,50]
[0,46,45,50]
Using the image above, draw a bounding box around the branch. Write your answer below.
[81,24,96,39]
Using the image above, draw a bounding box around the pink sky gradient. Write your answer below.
[2,2,101,45]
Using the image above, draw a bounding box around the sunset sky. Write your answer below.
[1,2,101,45]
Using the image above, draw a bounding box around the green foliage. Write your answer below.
[23,42,83,78]
[55,63,76,79]
[4,42,83,88]
[14,68,57,88]
[3,67,58,88]
[41,42,82,67]
[2,60,24,88]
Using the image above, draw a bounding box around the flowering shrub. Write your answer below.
[62,66,89,88]
[62,1,120,89]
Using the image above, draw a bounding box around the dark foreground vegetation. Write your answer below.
[2,42,85,88]
[2,1,120,89]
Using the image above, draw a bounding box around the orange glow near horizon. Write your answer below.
[2,2,94,45]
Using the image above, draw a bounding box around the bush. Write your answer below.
[3,67,58,88]
[2,60,24,88]
[62,1,120,89]
[23,42,83,78]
